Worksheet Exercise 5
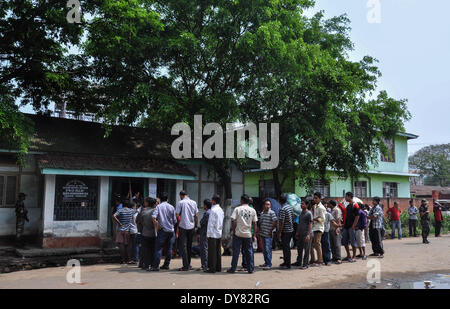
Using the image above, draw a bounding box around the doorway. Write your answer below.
[108,177,147,237]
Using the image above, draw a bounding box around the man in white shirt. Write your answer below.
[176,190,198,271]
[206,194,225,273]
[227,194,258,274]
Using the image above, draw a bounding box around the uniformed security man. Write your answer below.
[15,192,29,247]
[419,199,430,244]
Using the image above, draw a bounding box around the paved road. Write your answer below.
[0,235,449,289]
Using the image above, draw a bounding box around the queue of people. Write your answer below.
[111,190,444,273]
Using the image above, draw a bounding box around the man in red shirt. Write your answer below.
[387,202,402,239]
[433,202,443,237]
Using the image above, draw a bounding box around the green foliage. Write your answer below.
[238,7,411,194]
[409,144,450,187]
[0,0,96,156]
[0,86,33,163]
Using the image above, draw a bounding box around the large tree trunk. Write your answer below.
[273,167,282,199]
[210,161,234,253]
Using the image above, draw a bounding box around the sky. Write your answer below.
[307,0,450,155]
[20,0,450,157]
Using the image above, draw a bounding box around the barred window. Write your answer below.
[381,138,395,162]
[354,181,367,198]
[383,182,398,198]
[312,180,330,198]
[54,176,99,221]
[0,175,18,207]
[259,179,275,199]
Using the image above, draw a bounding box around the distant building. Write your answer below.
[410,185,450,199]
[409,170,425,186]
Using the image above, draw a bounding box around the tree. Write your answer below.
[83,0,315,200]
[409,144,450,187]
[0,85,33,163]
[239,11,411,198]
[0,0,95,158]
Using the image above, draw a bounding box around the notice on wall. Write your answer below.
[149,182,157,198]
[62,179,89,201]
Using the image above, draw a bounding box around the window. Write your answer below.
[381,138,395,162]
[312,180,330,198]
[0,175,18,207]
[383,182,398,198]
[54,176,99,221]
[259,179,275,199]
[354,181,367,198]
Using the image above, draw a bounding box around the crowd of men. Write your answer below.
[111,190,445,273]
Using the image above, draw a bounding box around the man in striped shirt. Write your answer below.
[258,199,278,270]
[277,194,294,269]
[113,201,136,264]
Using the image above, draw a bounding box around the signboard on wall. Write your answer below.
[62,180,89,201]
[54,175,98,221]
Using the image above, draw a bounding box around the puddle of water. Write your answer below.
[398,274,450,289]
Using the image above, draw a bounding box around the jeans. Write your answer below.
[179,228,195,269]
[141,236,156,269]
[207,238,222,272]
[391,220,402,239]
[261,236,273,267]
[135,233,142,264]
[281,232,292,267]
[200,233,208,269]
[329,229,342,261]
[153,230,174,269]
[296,233,312,267]
[321,231,331,263]
[409,219,417,237]
[231,235,254,272]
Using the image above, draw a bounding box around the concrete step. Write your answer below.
[15,246,103,258]
[0,246,17,257]
[0,251,121,273]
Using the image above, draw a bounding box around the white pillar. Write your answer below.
[176,179,183,204]
[42,174,56,237]
[98,176,109,238]
[148,178,157,198]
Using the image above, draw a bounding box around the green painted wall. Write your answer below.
[246,171,411,198]
[368,135,409,173]
[244,170,295,197]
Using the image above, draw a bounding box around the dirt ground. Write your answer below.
[0,234,448,289]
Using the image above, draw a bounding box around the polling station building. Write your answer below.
[0,114,244,248]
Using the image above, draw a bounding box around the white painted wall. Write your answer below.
[98,176,109,238]
[148,178,157,197]
[42,174,107,238]
[176,179,183,204]
[42,174,55,237]
[0,208,41,236]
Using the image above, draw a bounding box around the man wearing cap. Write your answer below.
[15,193,29,247]
[419,199,431,244]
